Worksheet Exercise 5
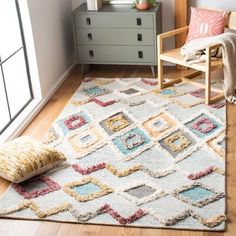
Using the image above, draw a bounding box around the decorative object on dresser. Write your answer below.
[73,3,162,77]
[132,0,157,11]
[87,0,103,11]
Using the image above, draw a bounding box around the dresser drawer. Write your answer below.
[77,46,155,63]
[76,28,154,46]
[75,14,154,28]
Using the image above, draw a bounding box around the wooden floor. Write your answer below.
[0,65,235,236]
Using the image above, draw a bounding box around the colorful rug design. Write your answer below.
[0,78,226,231]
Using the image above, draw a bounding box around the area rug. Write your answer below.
[0,77,226,231]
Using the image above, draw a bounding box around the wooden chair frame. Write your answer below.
[157,25,225,105]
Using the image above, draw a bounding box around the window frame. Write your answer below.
[0,0,34,135]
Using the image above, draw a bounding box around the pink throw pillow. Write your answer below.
[186,7,229,43]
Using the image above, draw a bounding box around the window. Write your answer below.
[0,0,33,135]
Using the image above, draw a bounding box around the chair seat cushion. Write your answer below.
[187,7,229,43]
[0,136,66,183]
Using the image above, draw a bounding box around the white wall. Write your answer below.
[190,0,236,11]
[27,0,75,98]
[73,0,84,10]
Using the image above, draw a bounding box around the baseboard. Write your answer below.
[36,62,77,110]
[1,63,76,142]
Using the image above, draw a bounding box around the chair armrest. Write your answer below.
[157,26,189,55]
[158,26,189,40]
[205,43,222,67]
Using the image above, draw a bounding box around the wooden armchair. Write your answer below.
[157,11,236,105]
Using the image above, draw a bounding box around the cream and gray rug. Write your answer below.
[0,78,226,231]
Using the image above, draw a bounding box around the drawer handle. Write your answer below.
[88,33,92,41]
[137,34,142,41]
[89,50,94,57]
[86,17,91,25]
[136,18,142,26]
[138,51,143,59]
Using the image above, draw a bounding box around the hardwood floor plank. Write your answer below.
[0,219,41,236]
[35,222,61,236]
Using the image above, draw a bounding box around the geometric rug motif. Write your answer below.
[172,182,225,208]
[184,110,224,141]
[115,86,148,98]
[68,125,107,158]
[111,127,153,161]
[141,110,177,139]
[189,88,219,99]
[12,176,61,199]
[57,111,91,136]
[116,181,165,205]
[99,111,134,136]
[63,176,113,202]
[207,132,225,160]
[152,87,186,98]
[158,128,198,162]
[170,93,203,108]
[0,78,226,231]
[81,86,111,98]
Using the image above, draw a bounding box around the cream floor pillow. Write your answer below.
[0,136,66,183]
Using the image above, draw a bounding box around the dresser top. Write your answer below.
[73,3,161,14]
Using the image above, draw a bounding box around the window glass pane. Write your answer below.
[2,50,31,117]
[0,0,23,61]
[0,70,11,131]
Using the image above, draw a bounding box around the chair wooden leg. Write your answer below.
[158,59,164,89]
[205,68,211,105]
[205,48,211,105]
[157,35,164,90]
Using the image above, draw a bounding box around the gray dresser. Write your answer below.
[73,3,162,77]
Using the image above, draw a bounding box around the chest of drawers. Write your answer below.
[73,3,162,77]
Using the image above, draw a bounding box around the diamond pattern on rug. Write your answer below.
[73,183,101,196]
[207,132,225,160]
[152,87,186,98]
[159,129,197,161]
[111,127,153,161]
[141,78,158,86]
[172,182,225,208]
[125,185,156,198]
[68,126,106,158]
[190,88,219,99]
[142,111,176,139]
[185,111,223,140]
[57,111,91,135]
[95,78,115,86]
[116,86,148,98]
[12,176,61,199]
[122,88,140,95]
[81,86,111,97]
[209,101,226,109]
[116,181,165,205]
[63,177,113,202]
[171,93,203,108]
[99,111,133,136]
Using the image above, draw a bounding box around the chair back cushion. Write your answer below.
[186,7,229,43]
